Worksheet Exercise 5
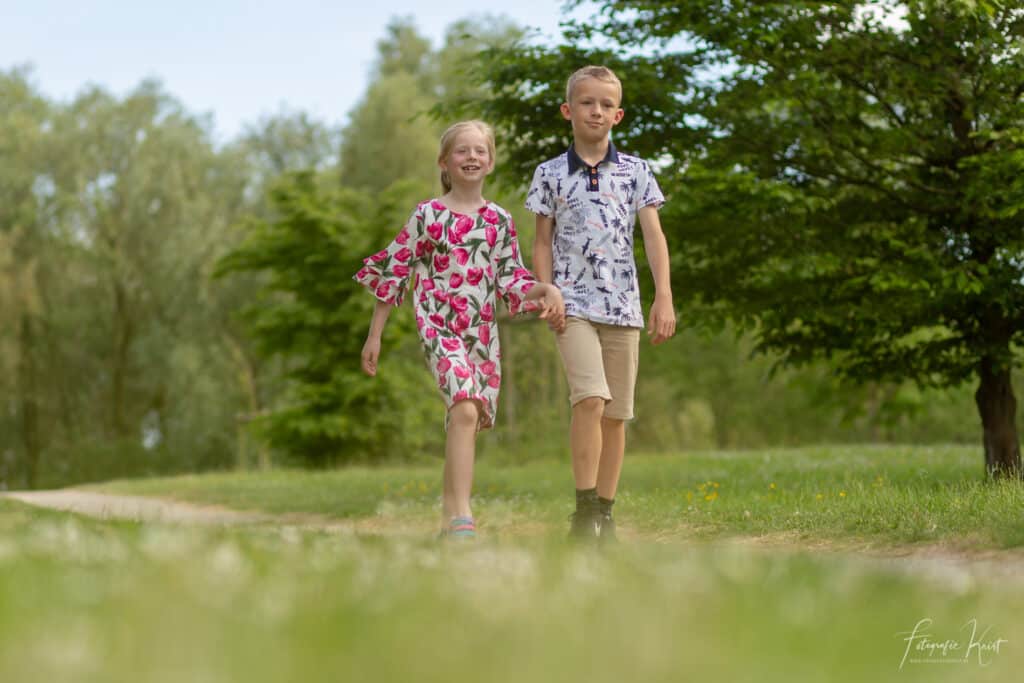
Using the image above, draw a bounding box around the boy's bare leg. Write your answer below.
[442,400,480,520]
[596,417,626,500]
[570,397,605,488]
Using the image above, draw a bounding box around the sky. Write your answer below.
[0,0,580,142]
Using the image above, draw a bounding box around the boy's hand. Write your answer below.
[361,336,382,376]
[534,284,566,332]
[647,295,676,345]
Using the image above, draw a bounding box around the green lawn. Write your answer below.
[94,445,1024,549]
[0,497,1020,683]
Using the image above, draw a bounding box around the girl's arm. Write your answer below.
[524,282,565,331]
[638,205,676,345]
[361,300,393,376]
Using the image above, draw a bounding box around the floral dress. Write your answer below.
[354,199,537,429]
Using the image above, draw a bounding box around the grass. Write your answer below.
[93,445,1024,549]
[1,497,1021,683]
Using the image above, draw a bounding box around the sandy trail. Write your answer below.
[1,489,271,525]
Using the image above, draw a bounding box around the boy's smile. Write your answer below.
[561,77,624,145]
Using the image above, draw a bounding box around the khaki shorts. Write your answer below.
[555,316,641,420]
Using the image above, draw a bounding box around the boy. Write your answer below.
[526,65,676,542]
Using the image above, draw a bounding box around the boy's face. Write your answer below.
[560,77,624,145]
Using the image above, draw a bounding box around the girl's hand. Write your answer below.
[361,336,382,376]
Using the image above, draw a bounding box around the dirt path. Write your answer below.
[1,489,272,525]
[0,488,436,535]
[3,488,1023,587]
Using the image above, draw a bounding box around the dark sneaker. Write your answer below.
[597,513,617,545]
[568,509,601,541]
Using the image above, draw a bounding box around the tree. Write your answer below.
[340,15,529,193]
[0,67,52,487]
[0,70,257,486]
[469,0,1024,478]
[339,72,439,193]
[215,172,440,465]
[215,111,342,468]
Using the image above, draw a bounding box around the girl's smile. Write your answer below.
[441,130,494,185]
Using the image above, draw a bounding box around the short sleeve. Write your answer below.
[353,209,424,305]
[492,213,537,314]
[525,164,553,216]
[635,160,665,210]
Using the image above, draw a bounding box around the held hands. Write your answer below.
[361,336,382,376]
[531,283,566,332]
[647,294,676,345]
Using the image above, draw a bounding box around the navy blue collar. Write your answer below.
[567,141,619,174]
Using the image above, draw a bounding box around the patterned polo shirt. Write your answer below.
[525,142,665,328]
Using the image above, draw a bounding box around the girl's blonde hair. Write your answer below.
[438,120,496,193]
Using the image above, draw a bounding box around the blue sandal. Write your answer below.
[439,516,476,540]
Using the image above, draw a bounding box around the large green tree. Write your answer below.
[470,0,1024,477]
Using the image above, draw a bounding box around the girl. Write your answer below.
[355,120,564,539]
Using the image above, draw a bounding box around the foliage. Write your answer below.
[215,172,440,465]
[7,11,1024,488]
[464,0,1024,475]
[0,71,253,486]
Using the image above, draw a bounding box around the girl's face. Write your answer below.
[440,129,494,188]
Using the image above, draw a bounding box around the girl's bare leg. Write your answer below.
[442,400,480,520]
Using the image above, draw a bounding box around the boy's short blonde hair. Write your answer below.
[565,65,623,104]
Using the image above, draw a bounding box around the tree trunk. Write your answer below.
[974,357,1022,479]
[223,330,268,469]
[111,280,133,436]
[18,313,41,489]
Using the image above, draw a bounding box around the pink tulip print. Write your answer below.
[353,199,539,430]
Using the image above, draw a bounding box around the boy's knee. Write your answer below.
[448,400,480,430]
[573,396,606,419]
[601,416,625,429]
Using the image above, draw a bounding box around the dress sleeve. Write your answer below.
[353,208,424,305]
[492,213,537,315]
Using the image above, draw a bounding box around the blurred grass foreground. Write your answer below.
[0,445,1022,682]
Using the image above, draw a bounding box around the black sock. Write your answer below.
[597,496,614,517]
[575,487,598,512]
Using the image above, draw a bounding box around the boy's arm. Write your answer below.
[361,300,392,376]
[638,205,676,345]
[531,214,565,331]
[532,214,555,284]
